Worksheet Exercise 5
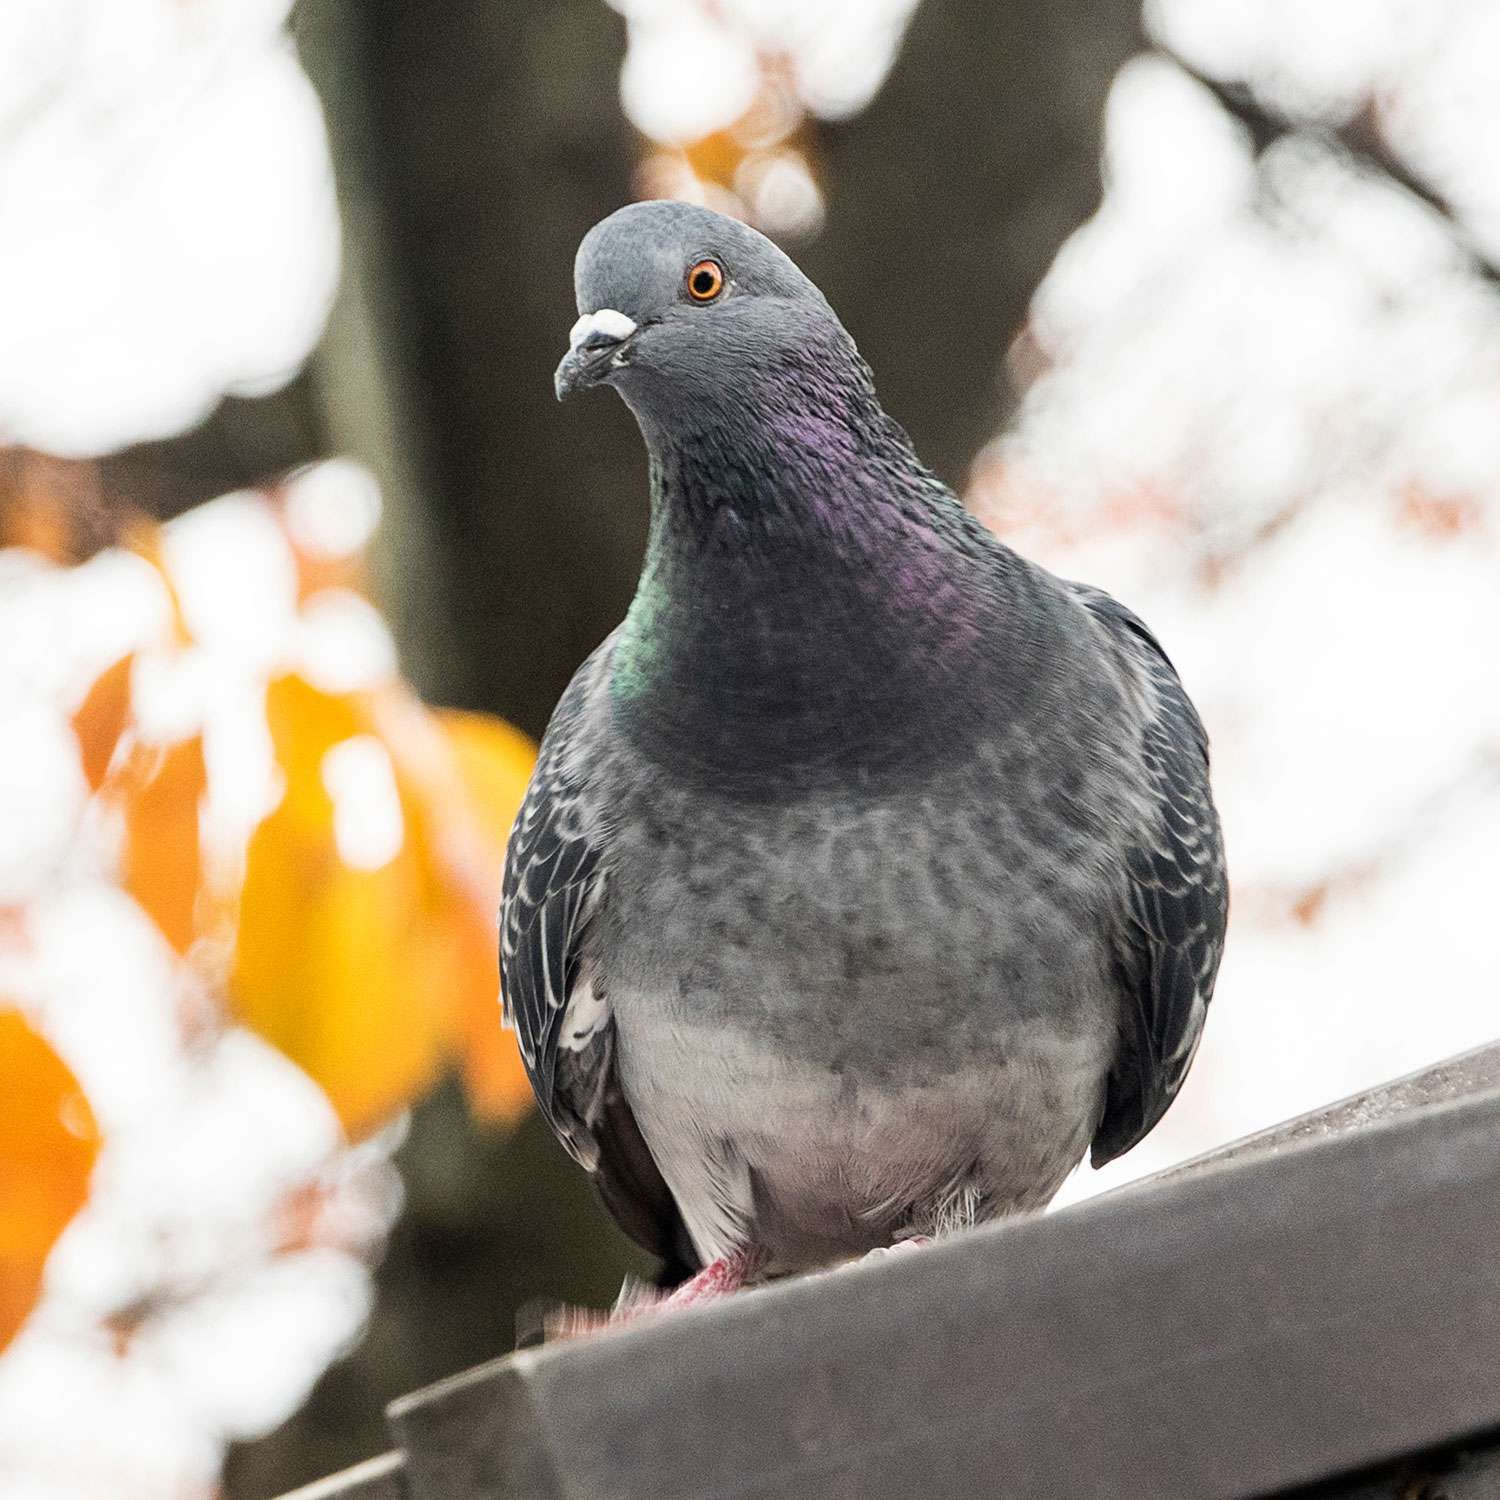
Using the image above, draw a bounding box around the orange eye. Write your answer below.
[686,258,725,302]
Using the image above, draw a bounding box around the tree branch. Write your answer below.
[1156,47,1500,291]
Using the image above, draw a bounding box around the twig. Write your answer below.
[1155,47,1500,291]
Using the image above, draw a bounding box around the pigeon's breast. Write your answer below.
[616,1014,1106,1268]
[598,735,1130,1266]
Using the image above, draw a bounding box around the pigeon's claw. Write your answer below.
[858,1234,933,1263]
[542,1247,767,1341]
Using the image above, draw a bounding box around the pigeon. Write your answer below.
[502,200,1228,1301]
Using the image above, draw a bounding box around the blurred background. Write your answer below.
[1,0,1497,1494]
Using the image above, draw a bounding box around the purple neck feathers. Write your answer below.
[613,354,1020,788]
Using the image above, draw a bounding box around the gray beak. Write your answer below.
[554,308,638,401]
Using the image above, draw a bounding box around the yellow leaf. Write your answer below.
[233,677,542,1134]
[230,675,454,1139]
[121,735,206,954]
[434,711,537,1123]
[452,924,533,1122]
[438,710,536,838]
[0,1010,100,1353]
[265,674,369,822]
[72,653,134,791]
[364,700,538,1121]
[236,833,452,1137]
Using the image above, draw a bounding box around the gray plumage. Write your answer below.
[502,201,1227,1278]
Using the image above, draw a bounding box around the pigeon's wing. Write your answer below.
[500,647,696,1275]
[1074,588,1229,1167]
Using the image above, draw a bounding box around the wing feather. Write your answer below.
[500,662,608,1151]
[499,646,696,1275]
[1074,588,1229,1166]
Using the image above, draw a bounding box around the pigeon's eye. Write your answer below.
[686,259,725,303]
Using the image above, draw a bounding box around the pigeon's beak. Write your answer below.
[555,308,638,400]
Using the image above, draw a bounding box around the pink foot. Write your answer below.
[842,1235,934,1272]
[661,1247,767,1308]
[546,1247,766,1341]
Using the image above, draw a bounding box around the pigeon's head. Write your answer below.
[554,201,852,434]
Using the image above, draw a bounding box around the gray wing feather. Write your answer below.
[499,647,697,1272]
[500,665,608,1161]
[1075,588,1229,1166]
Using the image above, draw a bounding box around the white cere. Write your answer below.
[568,308,638,350]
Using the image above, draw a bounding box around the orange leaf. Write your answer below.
[685,128,746,191]
[121,735,206,954]
[72,653,134,791]
[448,904,533,1123]
[235,825,452,1138]
[230,675,456,1138]
[432,711,536,1122]
[438,710,536,840]
[0,1262,44,1364]
[0,1010,100,1353]
[121,519,192,647]
[265,674,370,822]
[0,450,104,562]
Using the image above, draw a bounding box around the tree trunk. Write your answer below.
[327,0,645,733]
[804,0,1143,490]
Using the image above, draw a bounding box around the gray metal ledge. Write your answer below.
[276,1451,407,1500]
[280,1040,1500,1500]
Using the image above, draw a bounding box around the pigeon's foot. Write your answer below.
[660,1247,767,1308]
[543,1247,767,1341]
[854,1234,933,1268]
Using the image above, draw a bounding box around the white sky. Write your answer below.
[0,0,338,456]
